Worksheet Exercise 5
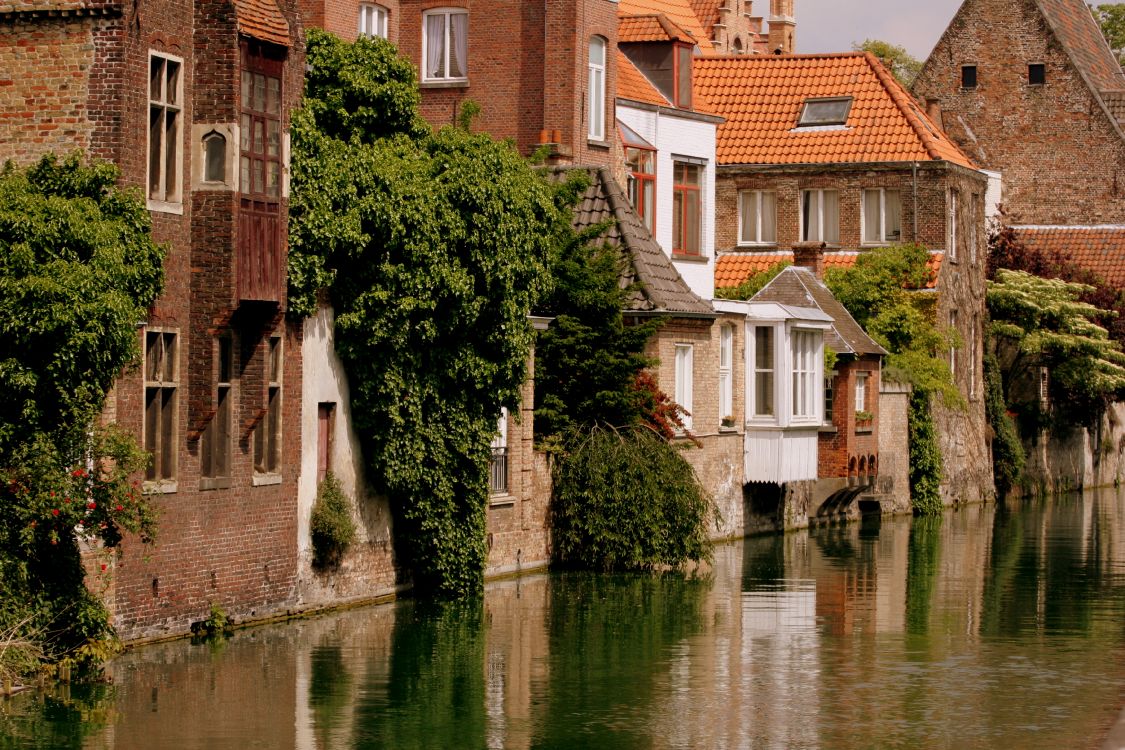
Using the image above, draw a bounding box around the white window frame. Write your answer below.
[790,329,821,424]
[799,189,839,244]
[970,193,979,265]
[861,188,902,246]
[969,316,978,400]
[855,371,868,413]
[719,324,734,424]
[147,51,184,212]
[949,309,959,379]
[489,407,509,497]
[588,36,606,141]
[359,3,388,38]
[422,8,468,83]
[738,190,778,246]
[675,344,694,432]
[949,188,959,261]
[750,324,778,423]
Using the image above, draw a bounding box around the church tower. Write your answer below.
[767,0,795,54]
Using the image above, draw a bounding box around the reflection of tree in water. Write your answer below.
[0,683,115,750]
[309,643,352,749]
[905,516,942,636]
[352,599,486,749]
[532,573,710,750]
[741,533,786,586]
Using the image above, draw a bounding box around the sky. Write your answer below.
[794,0,966,60]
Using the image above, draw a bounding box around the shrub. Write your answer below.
[551,426,714,572]
[311,473,357,569]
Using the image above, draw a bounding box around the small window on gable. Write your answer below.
[797,97,852,127]
[1028,63,1046,85]
[961,65,977,89]
[203,131,226,183]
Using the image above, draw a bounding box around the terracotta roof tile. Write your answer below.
[619,13,696,44]
[236,0,290,47]
[1012,225,1125,287]
[618,0,715,53]
[1036,0,1125,94]
[689,0,721,36]
[694,52,976,168]
[715,250,942,289]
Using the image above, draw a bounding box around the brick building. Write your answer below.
[0,0,306,639]
[697,51,994,508]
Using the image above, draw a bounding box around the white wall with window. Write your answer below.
[800,189,839,244]
[861,188,901,245]
[359,3,388,38]
[616,102,717,300]
[739,190,777,246]
[719,324,734,424]
[588,37,606,141]
[675,344,694,431]
[422,8,468,83]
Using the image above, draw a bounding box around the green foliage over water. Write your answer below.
[310,473,356,569]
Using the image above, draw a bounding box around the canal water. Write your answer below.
[5,489,1125,749]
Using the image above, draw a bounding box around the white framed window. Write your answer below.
[422,8,468,83]
[490,407,509,496]
[949,188,959,260]
[970,193,979,264]
[949,309,959,378]
[739,190,777,245]
[800,189,839,244]
[719,324,733,423]
[359,3,388,38]
[588,36,606,140]
[752,325,775,419]
[791,330,819,422]
[144,329,179,490]
[148,51,183,208]
[855,371,868,413]
[862,188,902,245]
[969,315,978,400]
[675,344,694,431]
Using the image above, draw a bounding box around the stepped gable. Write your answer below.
[751,266,887,357]
[1011,225,1125,287]
[568,167,715,316]
[716,251,943,290]
[618,0,715,53]
[694,52,975,168]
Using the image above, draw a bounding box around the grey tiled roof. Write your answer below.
[752,267,886,357]
[568,166,715,317]
[1036,0,1125,95]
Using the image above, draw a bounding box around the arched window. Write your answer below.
[732,36,744,54]
[203,131,226,183]
[359,3,388,39]
[588,36,606,140]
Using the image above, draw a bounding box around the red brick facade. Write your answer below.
[819,356,881,480]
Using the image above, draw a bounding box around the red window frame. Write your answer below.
[672,162,702,256]
[672,43,693,109]
[625,145,656,235]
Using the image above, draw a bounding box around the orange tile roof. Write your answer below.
[689,0,722,35]
[715,250,943,289]
[236,0,290,46]
[694,52,976,168]
[1012,225,1125,287]
[617,51,671,107]
[619,14,696,44]
[618,0,715,53]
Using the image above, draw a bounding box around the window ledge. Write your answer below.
[860,242,893,248]
[671,253,709,264]
[252,472,282,486]
[488,494,516,508]
[719,426,739,434]
[143,480,178,495]
[420,79,469,89]
[587,139,611,150]
[855,427,874,435]
[199,476,232,491]
[736,242,779,249]
[818,424,838,434]
[147,199,184,215]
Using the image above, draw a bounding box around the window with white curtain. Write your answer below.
[719,325,733,422]
[862,188,902,244]
[422,8,468,82]
[800,189,839,243]
[675,344,694,431]
[588,37,606,140]
[359,3,388,38]
[739,190,777,245]
[791,330,818,421]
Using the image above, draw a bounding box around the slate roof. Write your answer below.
[715,251,943,290]
[1011,225,1125,287]
[619,13,696,44]
[236,0,290,46]
[617,50,672,106]
[1036,0,1125,94]
[751,266,887,357]
[569,167,715,317]
[618,0,715,53]
[694,52,976,168]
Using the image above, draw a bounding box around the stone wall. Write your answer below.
[1022,402,1125,494]
[875,380,912,514]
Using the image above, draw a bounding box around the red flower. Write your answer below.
[72,468,86,478]
[63,498,70,504]
[51,509,59,517]
[100,564,107,571]
[115,505,123,512]
[49,491,55,497]
[87,502,96,510]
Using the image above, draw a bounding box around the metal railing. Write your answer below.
[489,447,509,496]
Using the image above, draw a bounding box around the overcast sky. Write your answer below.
[794,0,966,60]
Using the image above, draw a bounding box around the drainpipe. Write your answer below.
[912,161,919,242]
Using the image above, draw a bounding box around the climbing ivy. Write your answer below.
[289,30,566,597]
[984,348,1025,497]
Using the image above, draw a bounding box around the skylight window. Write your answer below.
[797,97,853,127]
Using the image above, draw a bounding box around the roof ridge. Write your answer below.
[697,51,869,62]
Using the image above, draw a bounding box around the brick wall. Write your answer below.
[705,0,767,55]
[819,356,880,479]
[876,380,912,513]
[913,0,1125,224]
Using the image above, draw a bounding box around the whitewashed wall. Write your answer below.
[617,102,717,300]
[744,429,819,483]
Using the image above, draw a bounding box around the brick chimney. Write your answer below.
[793,242,825,278]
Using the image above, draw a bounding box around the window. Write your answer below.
[961,65,978,89]
[970,193,980,264]
[148,52,183,205]
[675,344,694,431]
[202,132,227,183]
[949,310,959,379]
[144,331,178,487]
[201,337,233,486]
[254,335,282,475]
[855,371,868,413]
[672,162,703,255]
[1028,63,1046,85]
[969,316,978,400]
[423,9,468,82]
[791,330,818,421]
[317,402,335,485]
[862,189,902,245]
[739,190,777,245]
[240,56,282,201]
[797,97,852,127]
[490,408,509,496]
[753,326,775,418]
[824,374,835,425]
[625,146,656,235]
[588,36,607,140]
[949,188,959,260]
[719,325,733,423]
[800,189,839,244]
[674,44,692,109]
[359,3,388,38]
[240,43,285,302]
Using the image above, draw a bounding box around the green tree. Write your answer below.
[289,30,565,597]
[0,154,164,674]
[1093,3,1125,67]
[855,38,923,87]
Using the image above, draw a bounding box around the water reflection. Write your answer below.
[8,490,1125,748]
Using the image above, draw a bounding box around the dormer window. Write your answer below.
[797,97,853,127]
[674,44,692,108]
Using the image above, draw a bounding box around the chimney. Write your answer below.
[926,98,942,123]
[793,242,825,279]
